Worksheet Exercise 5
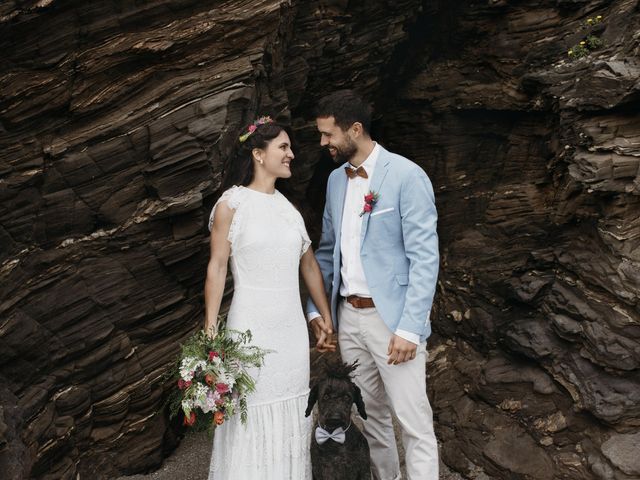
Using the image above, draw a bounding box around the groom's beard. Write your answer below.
[331,138,358,164]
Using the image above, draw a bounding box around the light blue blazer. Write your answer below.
[307,145,439,342]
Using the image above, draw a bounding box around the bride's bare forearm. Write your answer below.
[301,252,332,322]
[205,199,233,333]
[204,262,227,331]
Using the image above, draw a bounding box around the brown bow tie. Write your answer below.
[345,166,368,179]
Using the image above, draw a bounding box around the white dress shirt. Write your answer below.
[310,143,420,345]
[339,144,378,298]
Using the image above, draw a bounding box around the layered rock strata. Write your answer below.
[0,1,422,478]
[376,1,640,478]
[2,0,639,479]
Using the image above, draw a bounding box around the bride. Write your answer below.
[204,117,334,479]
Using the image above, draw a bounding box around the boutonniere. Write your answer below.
[359,190,380,217]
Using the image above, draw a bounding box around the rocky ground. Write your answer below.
[117,347,468,480]
[117,428,466,480]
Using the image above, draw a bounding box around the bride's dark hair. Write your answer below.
[221,120,293,191]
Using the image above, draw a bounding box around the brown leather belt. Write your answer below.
[345,295,375,309]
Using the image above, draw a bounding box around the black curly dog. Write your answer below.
[305,359,371,479]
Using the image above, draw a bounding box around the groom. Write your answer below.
[307,90,439,480]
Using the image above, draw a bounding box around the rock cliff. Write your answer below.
[1,0,638,479]
[375,1,639,479]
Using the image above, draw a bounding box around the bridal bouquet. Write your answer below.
[167,327,270,432]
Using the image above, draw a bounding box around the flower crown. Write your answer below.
[239,116,274,143]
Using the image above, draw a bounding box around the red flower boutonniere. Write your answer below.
[359,190,380,217]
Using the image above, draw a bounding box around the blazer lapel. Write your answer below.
[360,148,390,247]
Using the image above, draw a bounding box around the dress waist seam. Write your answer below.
[234,285,299,292]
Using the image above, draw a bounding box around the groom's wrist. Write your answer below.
[307,311,321,323]
[394,329,420,345]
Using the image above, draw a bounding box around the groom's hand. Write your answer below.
[310,316,336,353]
[387,335,417,365]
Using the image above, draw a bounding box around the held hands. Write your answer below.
[387,334,417,365]
[310,316,337,353]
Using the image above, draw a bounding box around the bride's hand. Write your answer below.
[310,316,336,353]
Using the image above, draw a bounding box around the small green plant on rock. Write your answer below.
[584,15,603,28]
[568,41,589,59]
[567,15,604,60]
[586,34,603,49]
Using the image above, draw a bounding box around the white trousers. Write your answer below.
[338,300,439,480]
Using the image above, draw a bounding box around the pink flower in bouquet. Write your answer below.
[214,411,225,425]
[363,203,373,213]
[364,193,374,203]
[208,351,219,361]
[216,383,230,395]
[205,374,216,386]
[183,411,196,426]
[178,379,192,390]
[206,389,220,411]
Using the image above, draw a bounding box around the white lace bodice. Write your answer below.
[209,186,311,290]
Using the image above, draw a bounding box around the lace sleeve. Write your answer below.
[274,196,312,258]
[299,219,311,257]
[208,186,244,245]
[290,208,311,258]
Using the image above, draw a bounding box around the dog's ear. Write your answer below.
[305,383,318,417]
[353,384,367,420]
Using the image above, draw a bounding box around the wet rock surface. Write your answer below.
[1,0,639,479]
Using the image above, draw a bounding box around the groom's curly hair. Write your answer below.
[314,89,372,135]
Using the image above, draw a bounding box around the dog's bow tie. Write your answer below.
[315,426,346,445]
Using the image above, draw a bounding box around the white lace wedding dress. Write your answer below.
[207,185,312,479]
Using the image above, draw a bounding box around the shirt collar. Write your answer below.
[348,142,380,176]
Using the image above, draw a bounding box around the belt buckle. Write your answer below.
[347,295,372,309]
[346,296,358,308]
